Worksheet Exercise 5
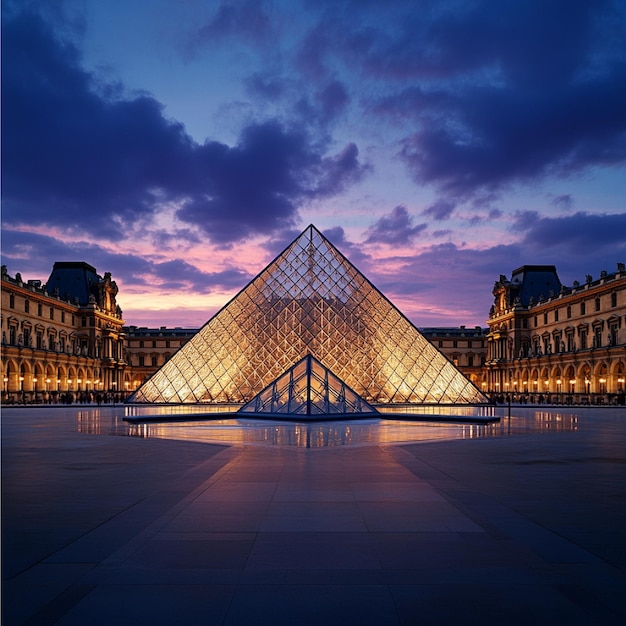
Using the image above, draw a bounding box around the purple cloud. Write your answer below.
[364,206,427,245]
[423,199,456,221]
[0,229,251,294]
[551,194,574,210]
[513,211,626,254]
[357,1,626,196]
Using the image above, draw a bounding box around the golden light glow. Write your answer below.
[129,226,487,406]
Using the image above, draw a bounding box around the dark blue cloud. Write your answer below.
[513,211,626,253]
[551,194,574,210]
[294,0,626,197]
[1,7,368,244]
[364,206,427,245]
[372,1,626,195]
[177,123,369,242]
[422,199,456,221]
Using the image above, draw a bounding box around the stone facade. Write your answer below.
[4,259,624,405]
[418,326,488,389]
[125,326,197,393]
[1,263,126,403]
[486,263,626,404]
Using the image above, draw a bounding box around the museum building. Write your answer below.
[1,263,127,403]
[486,264,626,403]
[2,243,625,406]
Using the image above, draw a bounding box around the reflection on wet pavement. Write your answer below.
[75,405,584,448]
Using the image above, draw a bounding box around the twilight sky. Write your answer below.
[2,0,626,328]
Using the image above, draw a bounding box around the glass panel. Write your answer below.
[129,225,487,405]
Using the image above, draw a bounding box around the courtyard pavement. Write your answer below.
[2,406,626,625]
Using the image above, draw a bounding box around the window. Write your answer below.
[59,337,65,352]
[468,355,474,367]
[581,302,586,315]
[554,309,559,322]
[166,340,170,348]
[36,333,43,349]
[38,303,42,316]
[23,328,31,347]
[9,294,15,309]
[611,292,617,307]
[522,319,528,329]
[48,335,55,350]
[61,311,65,323]
[543,313,548,324]
[151,356,158,367]
[138,356,145,367]
[452,340,458,348]
[49,307,54,320]
[25,300,30,313]
[534,315,538,326]
[594,327,602,348]
[139,341,144,348]
[595,297,601,312]
[580,329,587,350]
[82,316,86,327]
[554,335,562,353]
[152,340,157,348]
[567,305,571,319]
[9,326,16,344]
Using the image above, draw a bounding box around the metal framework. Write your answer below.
[239,354,378,416]
[128,225,487,405]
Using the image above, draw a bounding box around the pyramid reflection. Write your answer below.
[128,225,487,405]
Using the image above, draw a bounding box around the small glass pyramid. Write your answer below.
[239,354,378,417]
[128,225,487,405]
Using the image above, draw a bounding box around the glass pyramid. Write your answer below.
[238,354,379,417]
[128,224,488,405]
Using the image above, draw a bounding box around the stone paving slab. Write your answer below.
[2,406,626,625]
